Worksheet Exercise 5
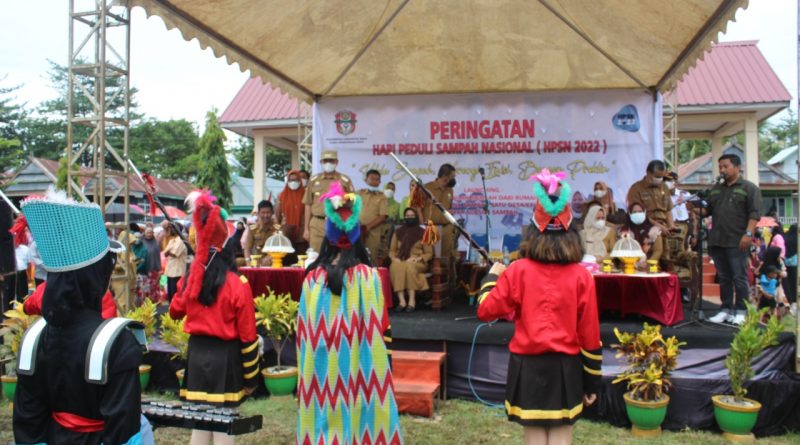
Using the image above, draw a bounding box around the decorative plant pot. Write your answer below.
[712,395,762,442]
[175,369,185,388]
[263,366,297,396]
[139,364,152,390]
[623,392,669,438]
[1,375,17,402]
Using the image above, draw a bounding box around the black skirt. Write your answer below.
[181,335,246,407]
[505,352,584,427]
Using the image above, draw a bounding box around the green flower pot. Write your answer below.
[623,392,669,438]
[139,364,151,390]
[263,366,297,396]
[1,375,17,402]
[712,395,761,442]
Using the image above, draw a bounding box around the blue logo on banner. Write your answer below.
[612,105,640,132]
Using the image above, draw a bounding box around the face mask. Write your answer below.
[651,177,663,186]
[384,189,395,199]
[288,181,300,190]
[593,220,606,230]
[301,178,308,187]
[665,181,675,190]
[593,189,606,199]
[446,178,456,188]
[322,162,336,173]
[366,185,382,193]
[630,212,646,225]
[404,217,418,226]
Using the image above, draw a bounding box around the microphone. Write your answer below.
[714,174,725,184]
[478,167,485,176]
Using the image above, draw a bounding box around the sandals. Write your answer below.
[394,304,407,312]
[405,305,416,313]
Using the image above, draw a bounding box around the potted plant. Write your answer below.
[159,313,189,387]
[0,301,40,402]
[612,323,684,437]
[712,304,782,442]
[254,289,299,396]
[123,299,158,390]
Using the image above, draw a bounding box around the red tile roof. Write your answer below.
[219,77,310,124]
[674,41,792,106]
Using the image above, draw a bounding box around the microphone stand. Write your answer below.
[478,167,491,258]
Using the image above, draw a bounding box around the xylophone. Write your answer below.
[142,399,263,435]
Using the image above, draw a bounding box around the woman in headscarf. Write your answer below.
[276,169,308,255]
[389,207,433,311]
[579,204,617,262]
[581,181,627,225]
[297,182,403,445]
[622,202,664,271]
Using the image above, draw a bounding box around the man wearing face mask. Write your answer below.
[626,160,676,234]
[303,150,355,253]
[276,170,308,255]
[422,164,458,282]
[379,182,402,266]
[357,169,389,265]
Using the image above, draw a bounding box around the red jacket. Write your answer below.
[24,282,117,319]
[169,272,257,343]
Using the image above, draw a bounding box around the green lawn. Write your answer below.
[1,396,798,444]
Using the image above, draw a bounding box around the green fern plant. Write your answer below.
[159,314,189,361]
[0,301,40,376]
[254,289,298,370]
[725,304,782,402]
[612,323,685,401]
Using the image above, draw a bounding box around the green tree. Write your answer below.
[197,109,232,209]
[677,139,711,164]
[0,80,27,173]
[129,119,200,181]
[230,136,292,180]
[231,136,254,178]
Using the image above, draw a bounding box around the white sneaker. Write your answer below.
[709,311,733,323]
[732,313,746,326]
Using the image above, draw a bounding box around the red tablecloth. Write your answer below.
[594,273,683,326]
[240,267,393,309]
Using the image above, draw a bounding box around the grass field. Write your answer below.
[1,395,798,444]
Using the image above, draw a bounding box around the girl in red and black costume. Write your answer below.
[169,190,259,445]
[477,169,602,445]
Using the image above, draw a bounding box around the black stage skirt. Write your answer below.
[505,352,584,427]
[180,335,246,407]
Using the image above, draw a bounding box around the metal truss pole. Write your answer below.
[663,93,679,171]
[66,0,133,310]
[296,101,312,170]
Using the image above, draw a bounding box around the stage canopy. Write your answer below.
[130,0,748,102]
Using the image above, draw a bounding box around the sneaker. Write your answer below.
[732,313,746,326]
[709,311,733,323]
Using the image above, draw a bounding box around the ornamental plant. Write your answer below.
[612,323,685,401]
[254,289,298,370]
[123,299,158,344]
[159,313,189,361]
[725,304,781,403]
[0,302,40,376]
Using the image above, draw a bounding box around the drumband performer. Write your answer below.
[477,170,602,445]
[296,181,403,445]
[13,189,146,445]
[169,190,260,445]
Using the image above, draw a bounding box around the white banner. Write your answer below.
[313,90,661,250]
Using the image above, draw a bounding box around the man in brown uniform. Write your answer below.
[422,164,457,276]
[626,160,676,233]
[245,199,278,266]
[302,150,355,253]
[357,169,389,265]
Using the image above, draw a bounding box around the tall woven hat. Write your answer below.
[20,188,124,272]
[183,189,230,300]
[531,168,573,232]
[320,181,361,249]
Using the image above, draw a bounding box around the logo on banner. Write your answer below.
[612,105,640,132]
[335,110,357,135]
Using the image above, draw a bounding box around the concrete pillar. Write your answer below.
[291,147,300,171]
[253,134,265,211]
[744,116,759,183]
[711,132,724,177]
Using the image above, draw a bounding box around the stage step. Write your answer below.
[703,283,720,297]
[702,272,716,284]
[392,350,447,417]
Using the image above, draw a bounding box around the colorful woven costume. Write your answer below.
[297,264,403,445]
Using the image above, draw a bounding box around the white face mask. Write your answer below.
[593,220,606,230]
[322,162,336,173]
[384,189,395,199]
[288,181,300,190]
[593,189,606,199]
[630,212,646,225]
[665,181,675,190]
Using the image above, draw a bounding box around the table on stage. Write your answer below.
[593,272,683,326]
[240,267,394,309]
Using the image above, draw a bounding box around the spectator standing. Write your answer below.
[276,170,308,255]
[163,224,187,302]
[357,169,389,265]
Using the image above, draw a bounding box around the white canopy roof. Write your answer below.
[131,0,748,102]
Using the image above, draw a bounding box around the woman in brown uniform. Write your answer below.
[389,208,433,312]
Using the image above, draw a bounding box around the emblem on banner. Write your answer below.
[335,110,357,135]
[612,104,640,132]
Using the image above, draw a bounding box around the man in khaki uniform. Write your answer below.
[357,169,389,265]
[110,224,139,312]
[245,200,278,266]
[303,150,355,253]
[626,160,675,233]
[422,164,457,274]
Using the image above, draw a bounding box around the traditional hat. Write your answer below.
[20,188,124,272]
[183,189,230,300]
[531,169,572,232]
[321,150,338,161]
[320,181,361,249]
